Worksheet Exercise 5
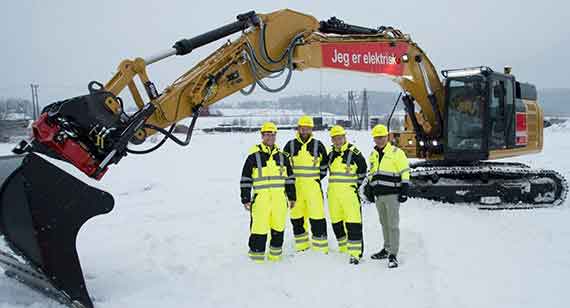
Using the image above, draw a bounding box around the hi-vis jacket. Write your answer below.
[283,134,328,180]
[328,142,367,187]
[368,142,410,195]
[240,144,296,204]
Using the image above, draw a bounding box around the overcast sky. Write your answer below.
[1,0,568,106]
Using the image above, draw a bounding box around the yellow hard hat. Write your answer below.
[372,124,389,137]
[260,122,277,133]
[297,115,314,128]
[329,125,346,137]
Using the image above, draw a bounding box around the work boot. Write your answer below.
[388,254,398,268]
[349,257,360,265]
[370,248,389,260]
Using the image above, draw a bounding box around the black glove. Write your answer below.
[398,182,409,203]
[364,184,375,203]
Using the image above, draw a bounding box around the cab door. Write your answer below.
[488,75,515,150]
[444,76,489,161]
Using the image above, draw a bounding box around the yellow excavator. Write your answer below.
[0,9,566,308]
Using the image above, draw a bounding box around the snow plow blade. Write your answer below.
[0,153,114,308]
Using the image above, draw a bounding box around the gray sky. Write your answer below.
[2,0,569,106]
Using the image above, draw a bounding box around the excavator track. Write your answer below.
[408,161,568,209]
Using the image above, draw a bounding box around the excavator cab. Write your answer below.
[443,66,535,161]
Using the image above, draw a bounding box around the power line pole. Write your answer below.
[34,85,40,119]
[361,88,369,130]
[30,84,35,120]
[30,84,40,120]
[347,90,362,130]
[346,90,354,127]
[319,71,323,117]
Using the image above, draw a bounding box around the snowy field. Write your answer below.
[1,125,570,308]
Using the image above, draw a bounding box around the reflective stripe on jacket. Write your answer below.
[328,142,367,187]
[240,143,296,204]
[368,142,410,195]
[283,134,328,180]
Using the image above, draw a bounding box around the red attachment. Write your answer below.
[516,112,528,146]
[32,113,108,180]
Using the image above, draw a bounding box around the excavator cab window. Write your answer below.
[445,73,517,160]
[488,76,515,149]
[445,76,488,160]
[489,80,507,149]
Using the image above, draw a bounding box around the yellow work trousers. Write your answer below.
[327,184,363,259]
[290,178,328,252]
[248,189,288,263]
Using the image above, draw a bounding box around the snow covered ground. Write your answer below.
[1,125,570,308]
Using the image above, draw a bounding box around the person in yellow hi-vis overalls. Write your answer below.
[240,122,296,263]
[363,124,410,269]
[327,125,367,265]
[283,116,329,253]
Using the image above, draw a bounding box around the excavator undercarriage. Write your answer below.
[409,161,567,209]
